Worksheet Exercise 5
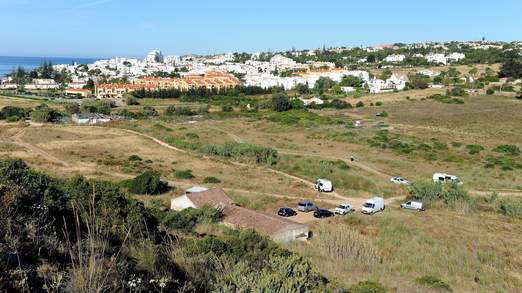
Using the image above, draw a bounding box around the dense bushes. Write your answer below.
[203,176,222,183]
[499,197,522,218]
[429,94,464,104]
[0,159,330,292]
[349,280,387,293]
[81,99,114,114]
[133,85,271,99]
[123,170,169,194]
[493,144,520,156]
[408,181,473,210]
[162,205,222,232]
[175,169,195,179]
[0,159,163,292]
[163,136,279,166]
[416,275,452,291]
[0,105,30,121]
[30,104,61,122]
[201,141,279,165]
[271,92,293,112]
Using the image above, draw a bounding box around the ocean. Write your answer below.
[0,56,99,78]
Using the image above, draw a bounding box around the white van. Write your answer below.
[400,201,425,211]
[315,179,333,192]
[361,197,385,215]
[432,173,463,185]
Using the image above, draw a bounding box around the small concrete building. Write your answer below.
[171,188,309,243]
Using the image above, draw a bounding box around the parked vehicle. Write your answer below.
[313,208,334,218]
[278,207,297,217]
[315,179,333,192]
[432,173,463,185]
[297,201,316,212]
[335,203,355,215]
[390,176,410,185]
[400,201,425,211]
[361,197,385,215]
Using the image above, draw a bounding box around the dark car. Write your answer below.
[278,207,297,217]
[313,208,334,218]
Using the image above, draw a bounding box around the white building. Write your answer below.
[426,53,447,65]
[270,54,296,66]
[384,54,406,63]
[171,188,309,243]
[417,69,440,77]
[367,73,407,93]
[447,52,466,62]
[146,50,164,63]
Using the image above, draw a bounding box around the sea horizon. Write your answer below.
[0,55,100,78]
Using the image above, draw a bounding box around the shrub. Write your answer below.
[349,280,386,293]
[203,176,221,184]
[162,205,222,232]
[486,88,495,95]
[465,144,485,155]
[271,92,292,112]
[165,106,195,116]
[31,105,61,123]
[221,105,234,112]
[493,145,520,156]
[126,96,140,105]
[0,106,28,120]
[416,275,452,291]
[81,99,114,114]
[499,197,522,218]
[185,132,199,139]
[124,171,168,194]
[408,181,472,209]
[448,87,468,97]
[451,142,463,148]
[429,94,464,104]
[64,103,80,114]
[128,154,142,161]
[175,169,194,179]
[375,101,383,106]
[356,101,364,108]
[484,156,522,170]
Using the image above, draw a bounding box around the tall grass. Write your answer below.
[309,223,381,265]
[64,192,130,293]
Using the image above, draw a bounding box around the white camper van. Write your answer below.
[315,179,333,192]
[432,173,463,185]
[361,197,385,215]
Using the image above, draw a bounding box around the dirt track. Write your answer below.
[7,124,522,201]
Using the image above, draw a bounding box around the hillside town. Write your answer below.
[2,40,522,100]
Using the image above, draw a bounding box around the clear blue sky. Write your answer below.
[1,0,521,58]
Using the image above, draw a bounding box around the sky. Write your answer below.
[0,0,521,58]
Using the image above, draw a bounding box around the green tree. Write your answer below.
[380,69,392,80]
[124,171,168,195]
[314,77,336,94]
[64,103,80,114]
[340,75,363,87]
[295,83,310,94]
[31,105,60,122]
[271,92,292,112]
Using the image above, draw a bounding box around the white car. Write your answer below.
[335,203,355,215]
[400,201,425,211]
[390,176,410,185]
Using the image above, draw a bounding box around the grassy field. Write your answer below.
[1,86,521,292]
